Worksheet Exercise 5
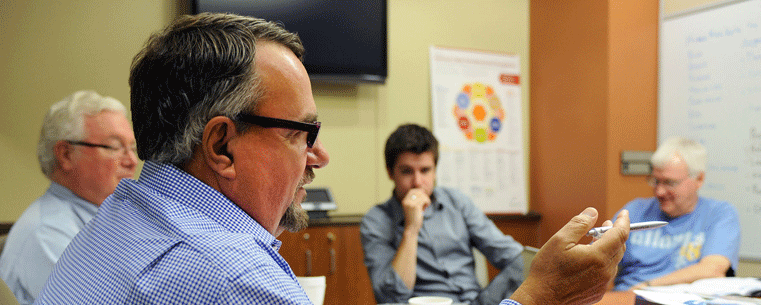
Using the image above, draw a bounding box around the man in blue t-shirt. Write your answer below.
[614,137,740,291]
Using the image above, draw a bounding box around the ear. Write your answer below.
[695,171,706,188]
[53,140,76,171]
[202,116,238,180]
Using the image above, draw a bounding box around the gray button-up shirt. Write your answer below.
[360,187,523,304]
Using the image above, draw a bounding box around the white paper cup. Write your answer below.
[296,276,326,305]
[408,296,454,305]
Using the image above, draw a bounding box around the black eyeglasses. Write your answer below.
[66,140,137,156]
[235,113,321,148]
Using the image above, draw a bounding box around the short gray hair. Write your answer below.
[37,90,127,178]
[650,136,706,177]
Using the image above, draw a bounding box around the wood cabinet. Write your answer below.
[485,212,542,280]
[278,216,376,305]
[278,213,541,304]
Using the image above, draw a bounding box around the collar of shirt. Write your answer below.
[133,161,278,249]
[49,181,99,220]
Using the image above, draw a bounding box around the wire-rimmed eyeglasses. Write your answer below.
[647,176,689,190]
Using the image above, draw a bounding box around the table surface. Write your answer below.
[593,291,635,305]
[378,291,634,305]
[378,303,467,305]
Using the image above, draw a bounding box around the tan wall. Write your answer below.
[0,0,184,221]
[662,0,724,15]
[314,0,531,216]
[0,0,530,221]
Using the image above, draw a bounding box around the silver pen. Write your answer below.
[587,221,668,239]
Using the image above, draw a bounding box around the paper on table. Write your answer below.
[634,289,761,305]
[643,277,761,297]
[634,290,706,305]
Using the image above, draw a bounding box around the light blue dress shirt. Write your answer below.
[0,182,98,305]
[35,161,312,304]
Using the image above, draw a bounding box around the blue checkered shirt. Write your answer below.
[35,161,312,304]
[499,299,522,305]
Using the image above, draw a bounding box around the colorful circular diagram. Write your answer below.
[452,82,505,143]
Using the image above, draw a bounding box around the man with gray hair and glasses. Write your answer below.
[0,90,137,304]
[614,136,740,291]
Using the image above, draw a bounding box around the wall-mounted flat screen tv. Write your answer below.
[193,0,387,84]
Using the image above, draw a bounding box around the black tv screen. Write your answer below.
[193,0,387,84]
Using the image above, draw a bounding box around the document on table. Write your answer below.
[634,289,761,305]
[633,277,761,305]
[644,277,761,297]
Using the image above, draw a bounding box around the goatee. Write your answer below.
[280,202,309,233]
[280,169,314,232]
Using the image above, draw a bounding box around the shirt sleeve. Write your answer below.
[701,201,741,270]
[499,299,523,305]
[455,190,523,270]
[18,220,76,300]
[4,229,58,304]
[127,242,312,304]
[360,208,413,303]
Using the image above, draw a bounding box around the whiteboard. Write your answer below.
[659,0,761,260]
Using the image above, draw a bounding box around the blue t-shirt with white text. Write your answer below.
[614,197,740,291]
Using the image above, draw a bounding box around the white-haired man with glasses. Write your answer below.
[0,90,137,304]
[613,136,740,291]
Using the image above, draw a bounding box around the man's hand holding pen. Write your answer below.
[510,208,631,305]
